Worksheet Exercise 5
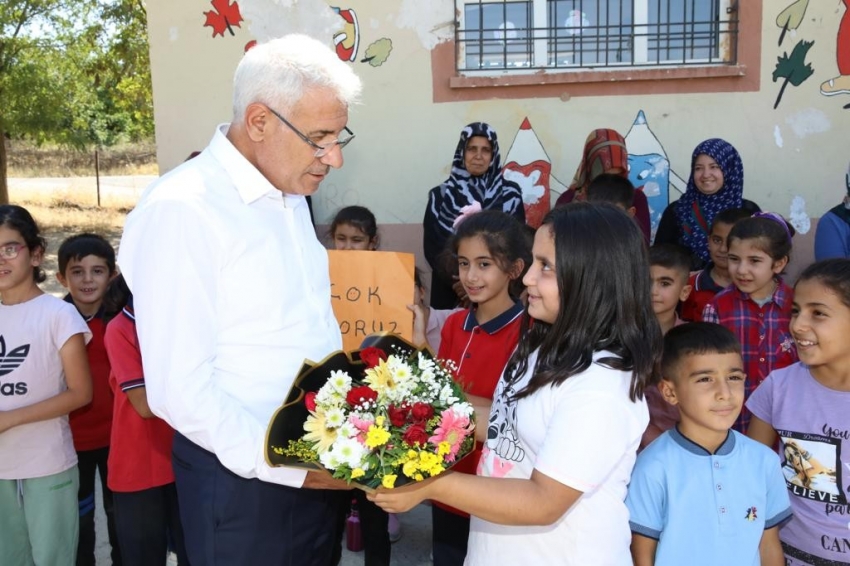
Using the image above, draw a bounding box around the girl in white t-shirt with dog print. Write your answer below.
[0,205,92,565]
[370,203,662,565]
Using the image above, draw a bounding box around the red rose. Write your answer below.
[346,385,378,407]
[402,424,429,446]
[387,404,410,427]
[360,347,388,369]
[410,403,434,422]
[304,391,317,412]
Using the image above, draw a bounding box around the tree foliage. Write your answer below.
[0,0,153,203]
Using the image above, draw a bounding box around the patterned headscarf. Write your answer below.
[428,122,523,235]
[569,129,629,194]
[676,138,745,263]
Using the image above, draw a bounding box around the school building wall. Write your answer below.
[145,0,848,283]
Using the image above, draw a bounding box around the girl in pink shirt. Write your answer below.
[0,205,93,565]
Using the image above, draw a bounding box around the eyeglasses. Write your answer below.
[267,107,355,158]
[0,243,27,260]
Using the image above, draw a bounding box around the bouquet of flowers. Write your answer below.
[266,335,476,491]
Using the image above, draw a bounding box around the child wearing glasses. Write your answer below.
[0,205,93,565]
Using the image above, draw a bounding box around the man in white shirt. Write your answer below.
[117,35,361,565]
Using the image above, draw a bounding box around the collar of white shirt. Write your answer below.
[208,123,307,211]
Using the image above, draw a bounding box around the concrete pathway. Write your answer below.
[93,474,434,565]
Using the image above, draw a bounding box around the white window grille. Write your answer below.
[456,0,738,73]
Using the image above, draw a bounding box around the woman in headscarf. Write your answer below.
[423,122,525,309]
[555,128,651,242]
[814,160,850,260]
[655,138,760,268]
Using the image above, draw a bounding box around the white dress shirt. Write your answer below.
[118,125,342,487]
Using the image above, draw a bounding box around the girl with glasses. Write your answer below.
[0,204,93,565]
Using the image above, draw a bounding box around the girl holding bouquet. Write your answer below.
[370,203,662,565]
[431,210,530,566]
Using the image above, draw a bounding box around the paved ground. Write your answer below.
[92,463,434,565]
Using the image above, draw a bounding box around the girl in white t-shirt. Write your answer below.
[0,205,93,565]
[370,203,662,565]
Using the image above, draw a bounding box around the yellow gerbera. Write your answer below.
[364,359,395,392]
[303,411,337,453]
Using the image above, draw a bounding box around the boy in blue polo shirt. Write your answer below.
[626,322,791,566]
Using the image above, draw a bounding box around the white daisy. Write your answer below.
[325,407,346,429]
[319,450,342,470]
[329,370,353,394]
[333,437,368,469]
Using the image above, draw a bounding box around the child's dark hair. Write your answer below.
[504,203,662,401]
[450,210,531,299]
[57,233,117,275]
[0,204,47,283]
[661,322,741,382]
[102,273,132,324]
[711,207,753,231]
[727,212,795,262]
[649,244,691,282]
[796,258,850,309]
[328,205,379,247]
[586,173,635,209]
[414,266,425,291]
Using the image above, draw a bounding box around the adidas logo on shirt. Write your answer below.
[0,336,30,390]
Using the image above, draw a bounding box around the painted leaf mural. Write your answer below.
[204,0,244,38]
[362,39,393,67]
[775,0,810,46]
[772,39,815,109]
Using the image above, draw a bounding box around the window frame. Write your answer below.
[432,0,760,103]
[455,0,738,74]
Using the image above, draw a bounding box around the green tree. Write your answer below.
[0,0,152,204]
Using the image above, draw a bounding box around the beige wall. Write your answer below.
[146,0,848,274]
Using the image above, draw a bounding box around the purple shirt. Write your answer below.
[747,363,850,565]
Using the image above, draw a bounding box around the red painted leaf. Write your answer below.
[203,0,243,38]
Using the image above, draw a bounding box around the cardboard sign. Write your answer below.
[327,250,415,351]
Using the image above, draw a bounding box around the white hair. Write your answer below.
[232,34,362,121]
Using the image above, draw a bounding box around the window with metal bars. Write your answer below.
[456,0,738,72]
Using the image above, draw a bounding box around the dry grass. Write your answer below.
[6,144,152,296]
[6,141,158,177]
[16,189,134,233]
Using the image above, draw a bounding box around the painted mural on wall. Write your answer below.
[775,0,850,109]
[203,0,244,38]
[329,7,393,67]
[495,111,685,237]
[820,0,850,104]
[776,0,809,47]
[773,40,815,109]
[202,1,394,67]
[361,38,393,67]
[624,111,686,241]
[502,118,565,228]
[332,7,359,62]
